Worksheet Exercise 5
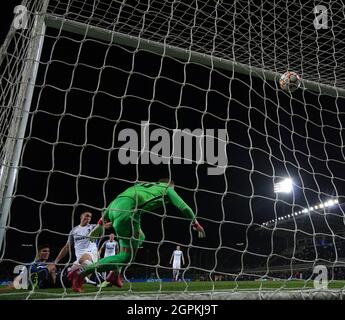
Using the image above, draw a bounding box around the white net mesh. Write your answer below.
[46,0,345,89]
[0,0,345,300]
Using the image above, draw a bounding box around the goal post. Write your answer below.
[0,0,48,253]
[1,0,345,300]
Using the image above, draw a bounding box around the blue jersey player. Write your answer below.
[29,244,56,289]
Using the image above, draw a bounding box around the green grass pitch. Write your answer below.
[1,280,344,299]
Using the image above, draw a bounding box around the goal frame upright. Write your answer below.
[0,0,48,252]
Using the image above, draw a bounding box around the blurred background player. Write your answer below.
[98,233,119,287]
[54,211,111,286]
[68,179,206,292]
[170,245,185,281]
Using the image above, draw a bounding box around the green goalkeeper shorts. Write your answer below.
[105,197,145,249]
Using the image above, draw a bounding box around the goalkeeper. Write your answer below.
[68,179,206,292]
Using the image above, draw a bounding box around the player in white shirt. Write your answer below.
[169,245,185,281]
[54,211,111,285]
[98,233,119,286]
[99,233,119,258]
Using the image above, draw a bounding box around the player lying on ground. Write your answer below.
[55,211,112,285]
[4,244,56,290]
[29,244,57,289]
[68,179,206,292]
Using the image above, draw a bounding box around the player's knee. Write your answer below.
[79,253,93,265]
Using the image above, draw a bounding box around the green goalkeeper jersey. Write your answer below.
[117,182,196,221]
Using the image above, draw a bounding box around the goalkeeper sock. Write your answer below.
[80,251,132,276]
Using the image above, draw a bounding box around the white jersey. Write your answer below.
[69,224,98,262]
[104,240,118,257]
[172,250,183,269]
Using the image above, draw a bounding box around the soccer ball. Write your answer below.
[279,71,301,92]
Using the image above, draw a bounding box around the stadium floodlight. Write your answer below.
[274,178,293,193]
[261,197,341,226]
[324,200,336,207]
[328,200,335,206]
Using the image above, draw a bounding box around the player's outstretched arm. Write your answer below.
[54,242,70,264]
[89,218,112,241]
[89,219,104,241]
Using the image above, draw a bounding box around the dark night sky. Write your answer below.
[1,1,345,277]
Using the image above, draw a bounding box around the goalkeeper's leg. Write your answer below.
[86,204,145,274]
[70,211,145,292]
[82,228,145,274]
[79,234,145,288]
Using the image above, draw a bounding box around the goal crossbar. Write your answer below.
[45,14,345,99]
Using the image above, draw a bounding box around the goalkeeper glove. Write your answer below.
[192,220,206,238]
[89,218,109,240]
[89,225,103,241]
[97,218,112,229]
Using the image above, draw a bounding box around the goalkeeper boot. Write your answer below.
[68,269,84,293]
[115,273,123,288]
[106,271,123,288]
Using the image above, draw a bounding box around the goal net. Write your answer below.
[1,0,345,300]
